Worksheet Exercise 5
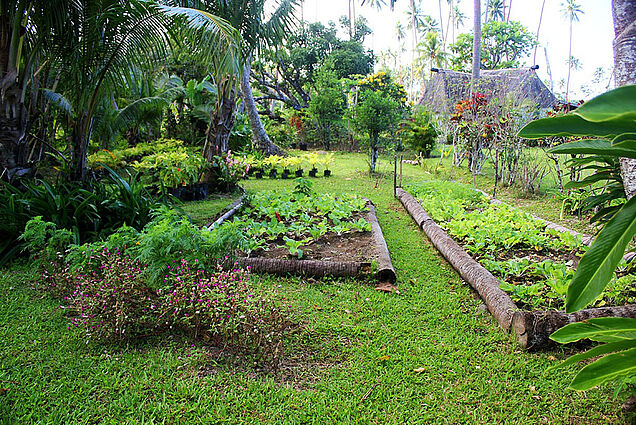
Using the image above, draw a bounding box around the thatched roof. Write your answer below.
[419,68,557,112]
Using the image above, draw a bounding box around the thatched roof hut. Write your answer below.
[419,67,557,112]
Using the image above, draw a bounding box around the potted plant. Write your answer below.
[322,153,334,177]
[305,152,320,177]
[280,157,292,179]
[264,155,281,179]
[288,156,303,177]
[254,158,264,179]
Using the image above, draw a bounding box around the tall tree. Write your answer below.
[416,31,449,77]
[561,0,583,104]
[533,0,547,65]
[471,0,482,82]
[0,0,70,180]
[406,0,421,98]
[613,0,636,199]
[193,0,296,158]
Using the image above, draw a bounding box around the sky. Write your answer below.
[297,0,615,100]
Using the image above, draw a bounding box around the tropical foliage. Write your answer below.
[519,85,636,392]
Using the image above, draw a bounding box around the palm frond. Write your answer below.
[42,88,73,116]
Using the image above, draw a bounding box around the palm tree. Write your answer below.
[43,1,238,181]
[561,0,583,103]
[532,0,547,65]
[416,31,449,77]
[406,0,422,97]
[0,0,72,180]
[190,0,296,158]
[487,0,504,22]
[472,0,481,83]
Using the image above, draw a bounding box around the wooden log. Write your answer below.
[397,188,517,330]
[237,257,370,278]
[396,188,433,228]
[364,200,397,284]
[512,305,636,350]
[207,197,244,230]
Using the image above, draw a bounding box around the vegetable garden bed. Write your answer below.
[215,187,396,283]
[397,181,636,349]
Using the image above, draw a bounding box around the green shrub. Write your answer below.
[0,167,168,267]
[19,217,75,261]
[398,107,438,157]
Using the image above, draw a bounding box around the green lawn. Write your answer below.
[0,152,623,424]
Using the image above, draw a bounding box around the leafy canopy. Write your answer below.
[449,21,536,71]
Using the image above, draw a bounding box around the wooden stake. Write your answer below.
[393,154,397,197]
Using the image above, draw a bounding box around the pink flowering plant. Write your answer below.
[42,247,294,366]
[209,151,249,189]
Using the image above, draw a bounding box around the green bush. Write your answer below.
[398,107,438,157]
[1,167,168,266]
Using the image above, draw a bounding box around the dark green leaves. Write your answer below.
[547,139,636,159]
[565,189,636,312]
[550,318,636,390]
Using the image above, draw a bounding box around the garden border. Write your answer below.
[210,196,396,283]
[396,188,636,349]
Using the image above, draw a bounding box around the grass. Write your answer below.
[180,191,242,226]
[0,151,625,424]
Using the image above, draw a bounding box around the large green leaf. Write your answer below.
[548,339,636,370]
[547,139,636,158]
[566,196,636,312]
[550,318,636,344]
[570,347,636,390]
[518,114,635,140]
[573,85,636,122]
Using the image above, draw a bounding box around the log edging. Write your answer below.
[237,257,371,278]
[224,200,396,283]
[207,197,245,230]
[398,187,636,349]
[397,188,517,330]
[364,199,397,283]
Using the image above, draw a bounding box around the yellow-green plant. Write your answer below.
[287,156,302,171]
[263,155,283,171]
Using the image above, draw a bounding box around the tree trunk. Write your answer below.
[533,0,547,65]
[0,92,28,180]
[566,17,573,103]
[365,200,397,283]
[69,115,93,182]
[204,77,237,162]
[370,133,379,173]
[513,305,636,350]
[0,11,32,181]
[613,1,636,199]
[471,0,482,83]
[238,257,371,279]
[240,60,286,157]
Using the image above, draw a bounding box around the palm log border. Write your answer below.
[211,197,396,283]
[397,188,636,350]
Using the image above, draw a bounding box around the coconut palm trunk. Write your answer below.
[204,77,237,161]
[0,1,32,180]
[613,0,636,199]
[471,0,481,82]
[240,60,286,156]
[565,16,573,103]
